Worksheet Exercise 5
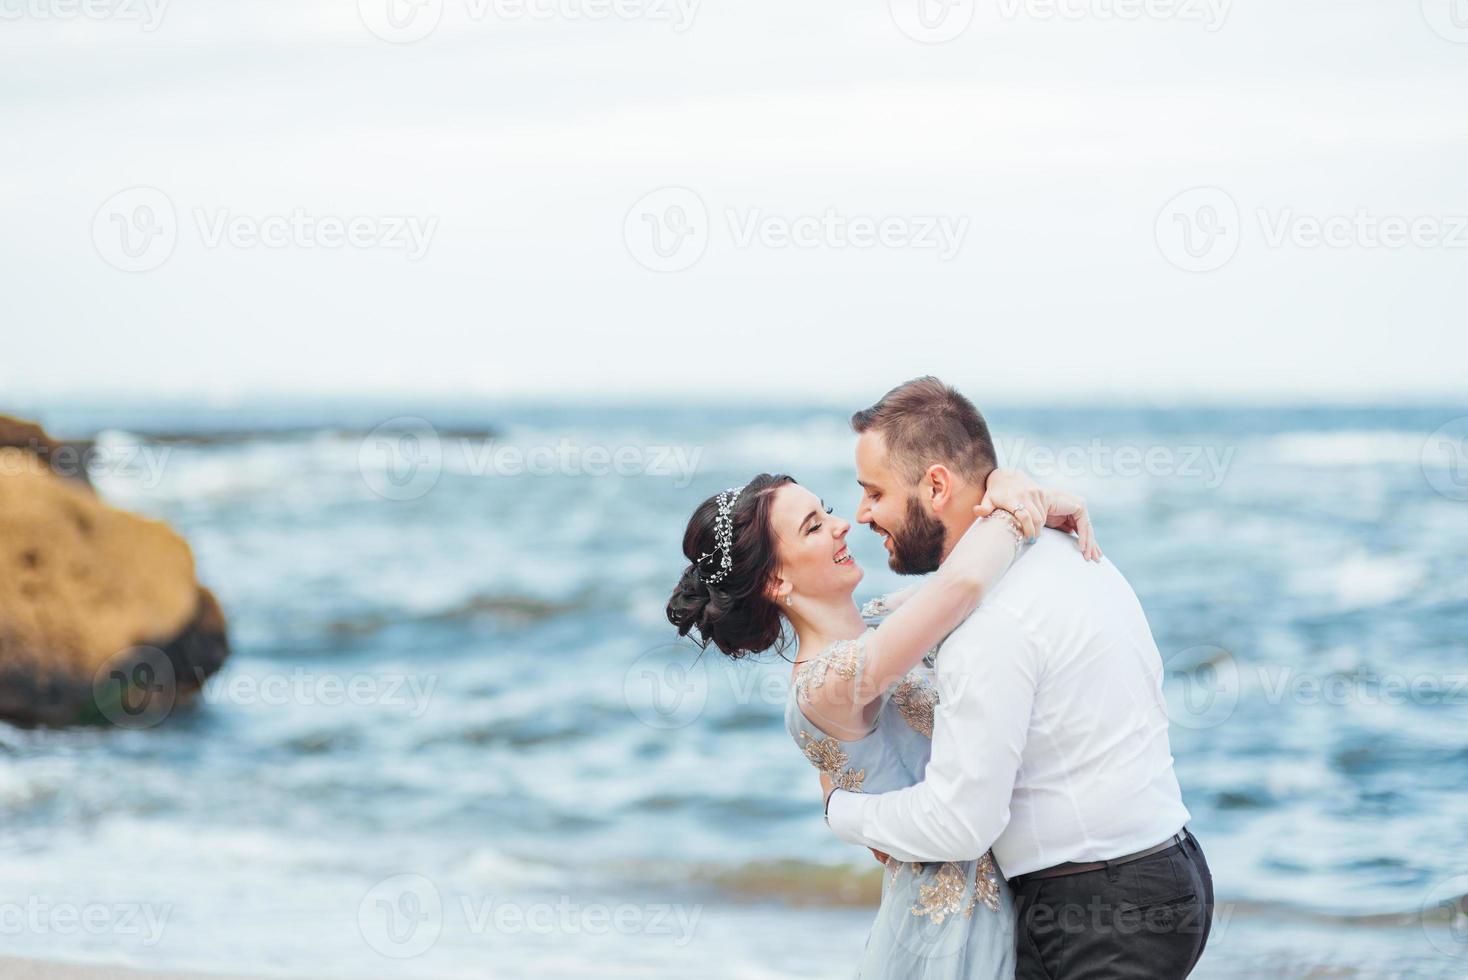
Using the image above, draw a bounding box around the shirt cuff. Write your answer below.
[824,789,867,845]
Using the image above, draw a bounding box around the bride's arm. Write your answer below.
[799,472,1101,738]
[858,513,1025,699]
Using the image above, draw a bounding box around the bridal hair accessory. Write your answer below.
[695,484,747,585]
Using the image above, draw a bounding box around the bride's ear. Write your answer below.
[765,570,792,607]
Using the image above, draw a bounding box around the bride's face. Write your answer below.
[767,483,864,602]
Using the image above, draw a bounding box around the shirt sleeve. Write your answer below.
[825,601,1038,863]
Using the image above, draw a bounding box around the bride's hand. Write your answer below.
[975,470,1102,562]
[974,468,1047,542]
[1038,488,1102,562]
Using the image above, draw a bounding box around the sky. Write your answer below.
[2,0,1465,403]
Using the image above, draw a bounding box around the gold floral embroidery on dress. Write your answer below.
[793,637,863,703]
[797,730,865,791]
[963,852,1002,915]
[890,675,940,739]
[885,856,903,887]
[910,862,966,924]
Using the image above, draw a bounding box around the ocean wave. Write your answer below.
[1287,553,1427,608]
[1262,430,1428,466]
[321,591,592,639]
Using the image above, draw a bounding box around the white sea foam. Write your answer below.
[1289,553,1426,608]
[1263,430,1426,466]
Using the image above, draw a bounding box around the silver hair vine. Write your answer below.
[695,484,747,586]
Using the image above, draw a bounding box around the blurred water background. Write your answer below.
[2,397,1466,978]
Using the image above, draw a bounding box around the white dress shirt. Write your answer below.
[827,528,1191,879]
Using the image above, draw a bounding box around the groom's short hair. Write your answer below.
[851,376,998,486]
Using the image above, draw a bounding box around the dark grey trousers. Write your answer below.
[1009,830,1214,979]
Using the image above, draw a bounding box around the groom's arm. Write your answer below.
[824,602,1037,863]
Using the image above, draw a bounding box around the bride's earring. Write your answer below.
[785,594,793,606]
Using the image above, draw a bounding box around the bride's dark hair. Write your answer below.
[666,473,795,659]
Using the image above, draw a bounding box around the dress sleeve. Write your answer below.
[794,630,889,741]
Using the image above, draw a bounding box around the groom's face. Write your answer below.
[854,431,947,575]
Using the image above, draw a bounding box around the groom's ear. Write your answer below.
[921,463,955,512]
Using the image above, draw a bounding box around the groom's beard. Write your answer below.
[888,497,947,575]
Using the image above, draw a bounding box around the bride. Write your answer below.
[666,469,1099,979]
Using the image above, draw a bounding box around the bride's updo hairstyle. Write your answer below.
[666,473,795,660]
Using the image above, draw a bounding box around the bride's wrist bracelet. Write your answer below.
[987,509,1026,549]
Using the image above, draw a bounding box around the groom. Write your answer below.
[824,377,1214,978]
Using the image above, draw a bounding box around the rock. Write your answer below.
[0,417,230,727]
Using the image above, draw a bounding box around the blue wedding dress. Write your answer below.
[784,597,1016,979]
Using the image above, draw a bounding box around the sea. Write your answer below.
[1,397,1465,979]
